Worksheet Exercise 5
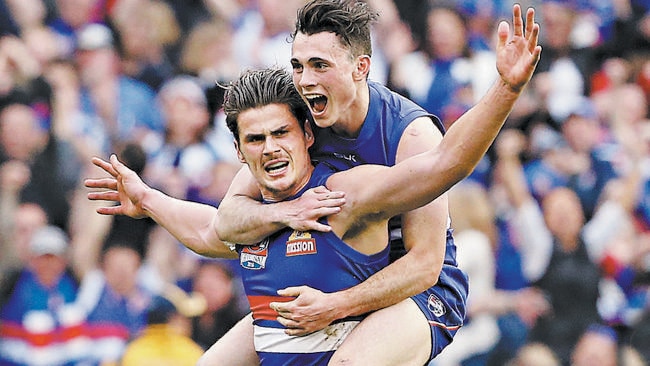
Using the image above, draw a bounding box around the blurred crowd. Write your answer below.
[0,0,648,365]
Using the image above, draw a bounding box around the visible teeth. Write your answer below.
[267,162,288,171]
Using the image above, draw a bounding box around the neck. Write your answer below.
[329,82,370,138]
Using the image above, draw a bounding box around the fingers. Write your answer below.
[277,286,302,297]
[109,154,130,176]
[512,3,523,38]
[525,7,535,39]
[91,156,118,177]
[312,222,333,232]
[84,177,118,190]
[96,206,122,216]
[496,20,510,50]
[524,8,541,58]
[530,26,542,64]
[318,191,345,201]
[275,314,311,336]
[87,190,120,202]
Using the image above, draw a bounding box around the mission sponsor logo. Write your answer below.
[240,239,269,270]
[286,231,317,256]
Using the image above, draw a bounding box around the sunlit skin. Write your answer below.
[290,32,370,137]
[234,103,315,202]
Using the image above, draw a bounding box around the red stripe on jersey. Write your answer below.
[0,322,87,347]
[84,323,130,340]
[248,295,295,321]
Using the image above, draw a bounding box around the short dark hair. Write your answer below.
[291,0,378,58]
[222,67,312,142]
[146,295,177,324]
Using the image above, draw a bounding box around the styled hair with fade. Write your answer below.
[222,66,313,142]
[291,0,378,58]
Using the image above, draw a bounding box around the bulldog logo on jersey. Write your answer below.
[240,239,269,270]
[286,231,317,256]
[427,294,446,317]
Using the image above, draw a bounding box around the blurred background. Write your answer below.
[0,0,648,365]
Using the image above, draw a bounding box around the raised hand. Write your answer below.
[496,4,542,93]
[84,154,150,219]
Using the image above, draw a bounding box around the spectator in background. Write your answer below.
[108,0,179,91]
[596,0,650,61]
[0,102,81,230]
[73,23,164,155]
[231,0,304,69]
[0,202,47,274]
[556,98,620,220]
[436,181,549,366]
[179,18,239,121]
[570,324,647,366]
[0,225,87,366]
[189,260,248,351]
[0,35,52,117]
[48,0,105,57]
[120,286,206,366]
[508,342,560,366]
[436,181,501,366]
[390,4,476,127]
[43,57,105,162]
[74,242,154,365]
[144,75,220,200]
[493,128,636,364]
[3,0,66,70]
[534,0,598,124]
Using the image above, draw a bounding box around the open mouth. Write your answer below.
[265,161,289,174]
[305,94,328,114]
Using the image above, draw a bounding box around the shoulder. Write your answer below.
[369,81,443,131]
[326,164,386,193]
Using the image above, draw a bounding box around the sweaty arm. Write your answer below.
[216,166,346,244]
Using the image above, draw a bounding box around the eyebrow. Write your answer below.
[244,124,291,138]
[291,56,329,64]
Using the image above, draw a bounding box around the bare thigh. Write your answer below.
[197,313,260,366]
[328,298,431,366]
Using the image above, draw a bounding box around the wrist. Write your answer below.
[495,78,524,100]
[275,200,295,227]
[331,289,363,318]
[140,187,162,219]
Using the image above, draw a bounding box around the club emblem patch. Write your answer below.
[286,231,317,256]
[240,239,269,270]
[427,294,446,317]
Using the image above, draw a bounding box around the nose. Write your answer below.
[263,136,280,155]
[297,68,316,88]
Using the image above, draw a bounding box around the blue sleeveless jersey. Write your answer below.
[308,81,467,362]
[309,81,457,265]
[237,163,390,365]
[310,80,444,170]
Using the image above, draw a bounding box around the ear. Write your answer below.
[353,55,371,81]
[304,120,315,149]
[234,140,246,164]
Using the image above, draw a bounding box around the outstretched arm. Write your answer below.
[84,155,237,259]
[348,4,542,220]
[216,166,346,244]
[270,4,541,335]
